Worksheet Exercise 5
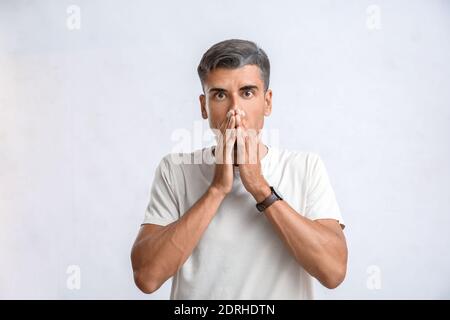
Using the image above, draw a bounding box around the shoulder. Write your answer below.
[154,151,187,179]
[265,147,322,182]
[157,148,205,175]
[273,147,322,171]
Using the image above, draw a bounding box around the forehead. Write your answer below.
[203,64,263,89]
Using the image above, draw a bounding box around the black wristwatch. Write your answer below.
[256,186,283,212]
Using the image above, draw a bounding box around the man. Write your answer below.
[131,39,347,299]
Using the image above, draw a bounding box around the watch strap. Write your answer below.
[256,186,282,212]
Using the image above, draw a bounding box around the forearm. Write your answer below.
[263,199,347,288]
[132,186,225,291]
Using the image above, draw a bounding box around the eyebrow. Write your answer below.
[208,85,259,93]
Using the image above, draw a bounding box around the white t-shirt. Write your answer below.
[142,145,344,299]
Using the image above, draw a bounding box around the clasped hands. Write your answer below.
[210,108,271,202]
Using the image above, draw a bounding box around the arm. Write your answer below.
[131,111,237,294]
[254,185,348,289]
[235,115,347,289]
[131,186,226,293]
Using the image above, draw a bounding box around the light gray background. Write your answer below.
[1,0,449,299]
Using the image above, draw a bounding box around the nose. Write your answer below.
[227,108,245,119]
[227,94,246,117]
[228,93,240,112]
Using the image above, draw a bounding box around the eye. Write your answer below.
[215,91,226,100]
[243,90,254,98]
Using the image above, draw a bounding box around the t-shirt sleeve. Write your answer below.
[142,156,180,226]
[305,153,345,228]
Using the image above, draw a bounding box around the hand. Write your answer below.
[210,110,237,196]
[234,112,271,203]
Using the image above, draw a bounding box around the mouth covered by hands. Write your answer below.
[211,108,270,199]
[215,108,260,165]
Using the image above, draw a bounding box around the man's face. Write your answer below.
[199,65,272,135]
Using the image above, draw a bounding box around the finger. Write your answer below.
[226,114,236,143]
[238,109,248,130]
[219,113,233,147]
[223,113,233,133]
[226,109,236,120]
[216,115,232,164]
[241,116,248,130]
[224,115,236,164]
[244,135,249,165]
[215,115,229,148]
[235,113,241,127]
[243,121,258,164]
[257,139,260,164]
[236,126,247,164]
[247,130,258,164]
[221,110,236,142]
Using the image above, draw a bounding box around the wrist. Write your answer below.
[251,182,272,203]
[207,185,228,200]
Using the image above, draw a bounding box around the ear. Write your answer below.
[199,94,208,119]
[263,89,273,116]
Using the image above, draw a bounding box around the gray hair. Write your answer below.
[197,39,270,92]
